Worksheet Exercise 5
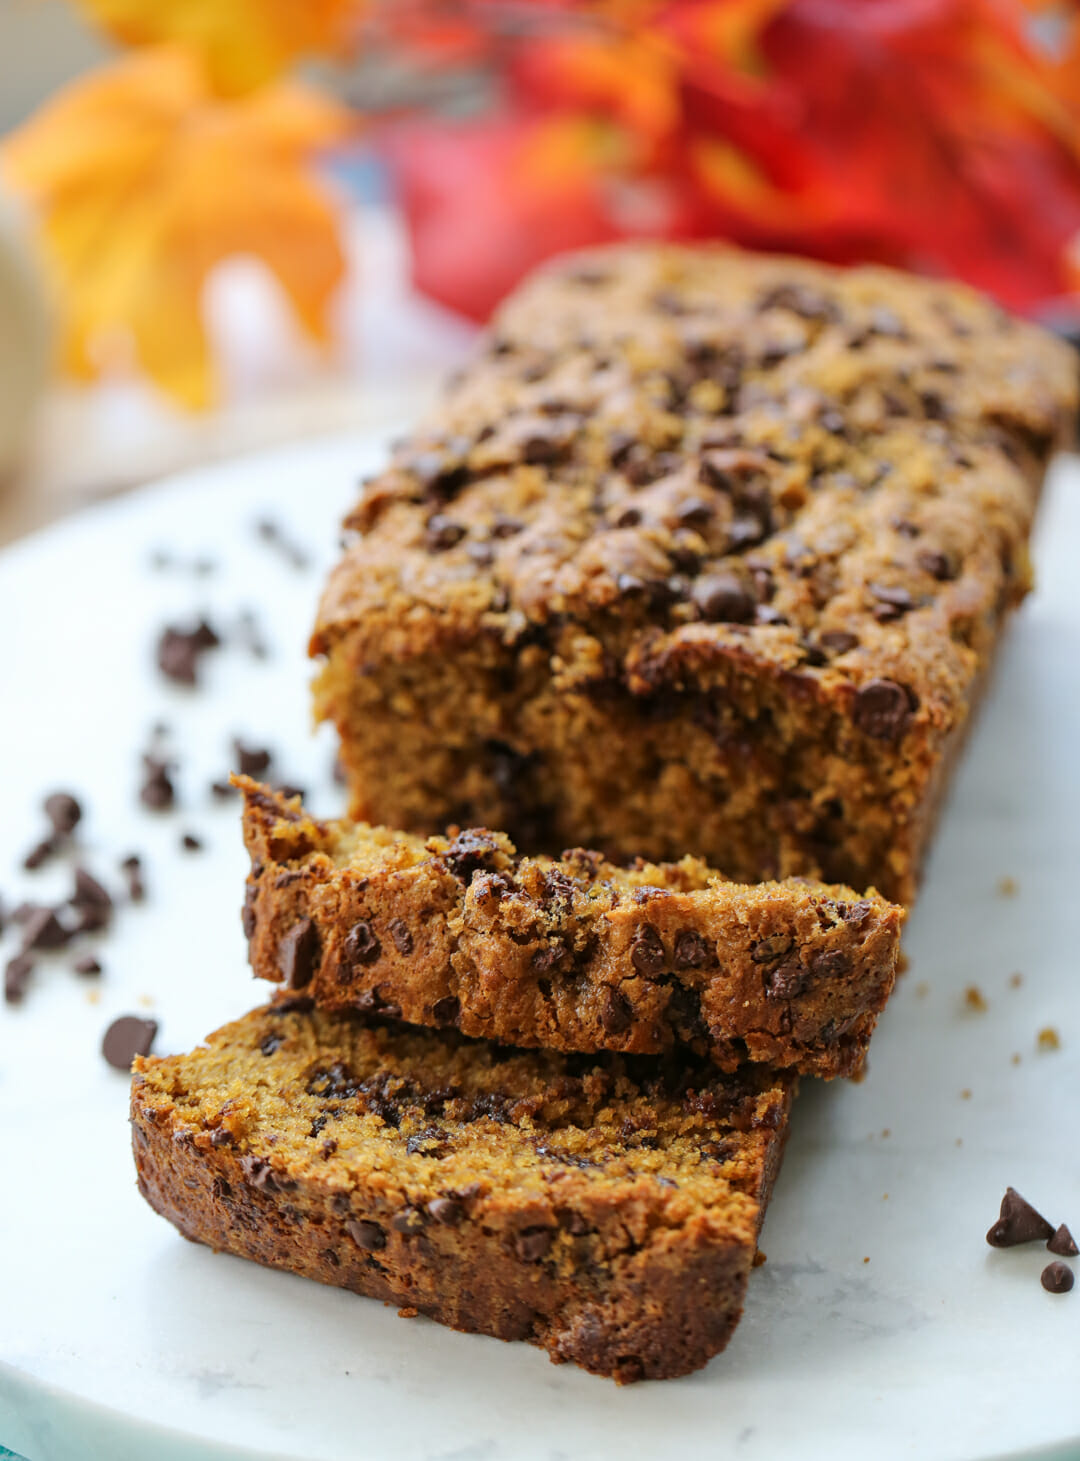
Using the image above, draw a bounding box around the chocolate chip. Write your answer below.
[516,1228,554,1262]
[156,620,221,686]
[1041,1261,1074,1294]
[139,756,176,812]
[1048,1224,1078,1257]
[233,740,272,776]
[808,949,852,980]
[751,934,794,964]
[630,924,665,977]
[852,679,915,741]
[425,514,466,551]
[181,833,203,852]
[241,882,258,940]
[986,1187,1055,1247]
[427,1196,465,1226]
[763,962,808,999]
[672,930,711,969]
[692,572,756,624]
[21,905,68,951]
[443,830,502,882]
[277,918,320,989]
[259,1032,283,1055]
[917,549,958,581]
[4,954,33,1004]
[391,1206,426,1234]
[819,630,859,655]
[44,791,82,835]
[71,867,113,932]
[239,1154,278,1192]
[120,854,145,902]
[758,283,838,321]
[387,918,413,955]
[73,955,102,977]
[347,1218,386,1250]
[102,1015,157,1070]
[432,996,460,1027]
[869,583,915,621]
[210,780,236,801]
[600,986,633,1035]
[343,920,381,968]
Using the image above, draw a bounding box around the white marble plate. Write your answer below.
[0,433,1078,1461]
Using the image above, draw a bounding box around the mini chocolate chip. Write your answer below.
[347,1218,387,1250]
[44,791,82,835]
[391,1206,426,1234]
[233,740,272,776]
[809,949,852,979]
[239,1154,278,1192]
[693,572,755,624]
[155,620,221,686]
[1041,1261,1074,1294]
[516,1227,554,1261]
[388,918,413,955]
[917,548,958,581]
[102,1015,158,1070]
[986,1188,1055,1247]
[852,679,915,741]
[763,962,808,999]
[181,833,203,852]
[242,883,258,940]
[120,854,145,902]
[751,934,794,964]
[819,630,859,655]
[4,954,33,1004]
[71,868,113,931]
[672,930,711,969]
[432,996,461,1027]
[278,918,320,989]
[73,955,102,977]
[869,583,915,620]
[427,1196,465,1226]
[531,943,563,973]
[600,986,633,1035]
[343,920,381,967]
[21,905,68,951]
[630,924,666,976]
[426,514,467,551]
[139,756,176,811]
[1048,1224,1078,1257]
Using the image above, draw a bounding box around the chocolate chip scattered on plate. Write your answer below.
[102,1015,158,1071]
[986,1187,1055,1247]
[1040,1261,1074,1295]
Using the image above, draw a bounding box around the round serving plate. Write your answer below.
[0,432,1077,1461]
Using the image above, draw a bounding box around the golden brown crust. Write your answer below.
[131,998,794,1382]
[237,778,903,1079]
[310,243,1078,904]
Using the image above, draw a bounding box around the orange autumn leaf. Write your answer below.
[1,47,350,409]
[75,0,361,95]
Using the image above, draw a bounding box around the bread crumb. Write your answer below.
[137,993,155,1009]
[915,981,930,999]
[397,1306,418,1318]
[1037,1026,1061,1052]
[997,876,1018,897]
[955,1138,963,1146]
[960,1088,972,1100]
[1008,972,1023,989]
[963,985,988,1012]
[863,1256,870,1264]
[897,950,910,975]
[881,1128,891,1139]
[85,989,101,1005]
[1011,1052,1021,1065]
[752,1249,767,1268]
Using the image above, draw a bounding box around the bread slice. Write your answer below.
[132,995,795,1382]
[237,777,903,1079]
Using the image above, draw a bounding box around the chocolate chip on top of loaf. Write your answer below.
[312,243,1078,904]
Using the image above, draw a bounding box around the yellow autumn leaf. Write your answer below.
[76,0,360,96]
[1,46,351,409]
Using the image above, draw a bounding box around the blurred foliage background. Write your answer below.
[1,0,1079,412]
